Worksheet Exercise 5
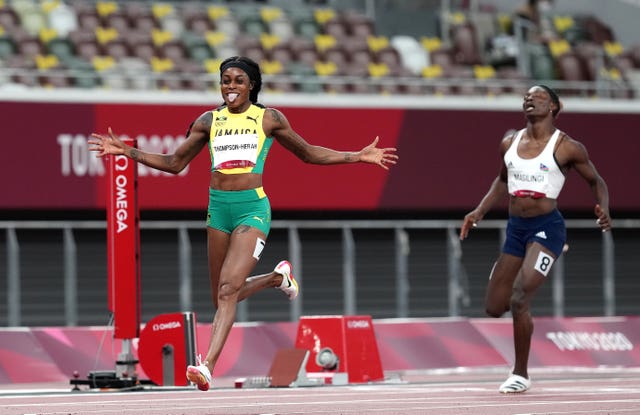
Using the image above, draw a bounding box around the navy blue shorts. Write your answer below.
[502,209,567,258]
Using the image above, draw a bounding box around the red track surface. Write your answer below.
[2,368,639,415]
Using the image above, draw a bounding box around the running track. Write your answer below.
[2,368,639,415]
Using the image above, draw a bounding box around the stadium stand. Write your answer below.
[0,0,637,97]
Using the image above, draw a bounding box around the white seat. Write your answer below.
[390,35,429,75]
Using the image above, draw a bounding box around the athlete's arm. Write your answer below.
[557,136,611,231]
[89,112,211,174]
[460,135,511,240]
[263,108,397,169]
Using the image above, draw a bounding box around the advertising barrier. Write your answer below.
[1,316,638,385]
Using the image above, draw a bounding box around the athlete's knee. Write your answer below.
[485,304,507,318]
[217,280,241,303]
[509,288,529,316]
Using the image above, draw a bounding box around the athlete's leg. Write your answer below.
[202,225,266,373]
[484,253,523,317]
[207,227,283,306]
[510,242,556,379]
[207,227,229,308]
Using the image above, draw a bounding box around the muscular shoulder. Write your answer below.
[186,111,213,140]
[555,132,589,167]
[499,129,517,154]
[262,107,289,136]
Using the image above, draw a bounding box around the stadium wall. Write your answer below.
[2,91,639,215]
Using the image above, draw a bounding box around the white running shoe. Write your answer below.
[186,356,212,391]
[498,374,531,393]
[274,260,298,300]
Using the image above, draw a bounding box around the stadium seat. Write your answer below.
[243,45,266,65]
[16,36,44,59]
[0,36,17,59]
[186,41,215,64]
[294,47,318,68]
[390,35,429,75]
[103,39,130,61]
[451,23,483,65]
[322,19,348,40]
[556,52,589,96]
[47,3,78,37]
[4,54,38,86]
[159,40,187,64]
[343,12,374,38]
[76,9,101,32]
[269,45,294,66]
[74,39,101,62]
[0,7,20,31]
[184,12,214,36]
[102,11,130,32]
[66,57,101,88]
[322,47,348,71]
[294,18,319,40]
[40,68,72,88]
[268,17,294,42]
[46,37,76,63]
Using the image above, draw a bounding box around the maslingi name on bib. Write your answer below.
[513,173,545,182]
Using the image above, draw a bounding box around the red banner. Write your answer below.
[1,100,638,212]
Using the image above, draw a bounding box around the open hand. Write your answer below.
[88,127,127,157]
[359,137,398,170]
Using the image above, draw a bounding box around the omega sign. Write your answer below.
[113,155,130,233]
[107,137,140,340]
[152,321,182,331]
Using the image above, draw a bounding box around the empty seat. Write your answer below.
[269,45,294,66]
[0,36,17,59]
[294,18,319,40]
[46,37,76,63]
[17,36,44,59]
[268,18,294,42]
[15,3,47,36]
[243,18,267,37]
[0,7,20,31]
[243,45,266,64]
[184,13,214,36]
[429,49,454,69]
[160,40,187,64]
[322,19,348,40]
[47,3,78,37]
[391,35,428,75]
[375,47,402,74]
[322,47,348,69]
[451,23,483,65]
[131,42,155,62]
[75,39,101,62]
[40,68,72,88]
[295,48,319,68]
[556,52,588,81]
[103,39,130,61]
[187,41,215,64]
[76,9,101,31]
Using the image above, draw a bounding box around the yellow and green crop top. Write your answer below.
[208,104,273,174]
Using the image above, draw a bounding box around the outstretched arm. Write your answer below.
[264,108,398,170]
[88,112,212,174]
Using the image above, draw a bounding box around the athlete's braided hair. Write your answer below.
[219,56,263,104]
